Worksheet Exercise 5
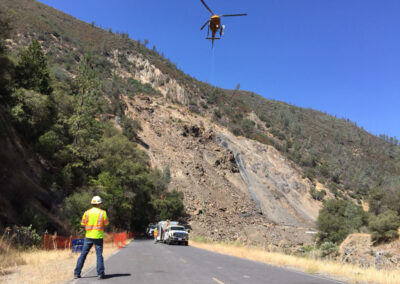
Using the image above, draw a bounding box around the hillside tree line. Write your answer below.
[0,10,185,235]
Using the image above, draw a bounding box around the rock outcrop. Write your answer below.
[339,233,400,269]
[216,132,321,226]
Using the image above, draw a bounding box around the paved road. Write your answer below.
[73,240,346,284]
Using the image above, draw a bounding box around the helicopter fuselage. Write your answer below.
[200,0,247,47]
[209,15,221,38]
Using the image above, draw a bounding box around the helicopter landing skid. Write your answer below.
[206,37,221,40]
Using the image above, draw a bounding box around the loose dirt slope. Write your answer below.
[125,94,320,247]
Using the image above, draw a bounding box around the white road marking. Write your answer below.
[217,266,223,270]
[212,278,224,284]
[243,275,250,278]
[179,257,187,263]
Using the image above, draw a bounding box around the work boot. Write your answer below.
[74,275,81,279]
[98,274,105,280]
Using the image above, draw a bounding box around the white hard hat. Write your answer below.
[91,196,102,204]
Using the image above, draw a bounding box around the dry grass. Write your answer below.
[0,243,119,284]
[190,240,400,284]
[0,237,26,276]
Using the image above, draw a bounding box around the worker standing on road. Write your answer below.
[154,228,158,243]
[74,196,109,280]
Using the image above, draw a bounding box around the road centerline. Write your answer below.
[212,277,225,284]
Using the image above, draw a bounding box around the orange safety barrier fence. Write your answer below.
[113,232,127,248]
[42,231,137,250]
[42,234,74,250]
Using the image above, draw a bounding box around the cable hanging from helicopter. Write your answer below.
[200,0,247,48]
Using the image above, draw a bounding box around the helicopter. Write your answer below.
[200,0,247,47]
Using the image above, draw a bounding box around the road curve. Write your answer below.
[72,239,346,284]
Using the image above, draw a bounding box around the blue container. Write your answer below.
[71,238,84,253]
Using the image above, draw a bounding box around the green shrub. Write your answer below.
[310,187,326,201]
[21,207,50,234]
[10,225,42,248]
[127,78,160,96]
[189,104,201,114]
[301,245,315,253]
[316,199,367,244]
[319,241,339,258]
[121,117,142,140]
[11,88,53,137]
[213,109,222,120]
[368,188,400,215]
[36,130,62,157]
[241,118,255,136]
[368,210,400,243]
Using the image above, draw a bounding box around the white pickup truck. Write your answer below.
[164,225,189,246]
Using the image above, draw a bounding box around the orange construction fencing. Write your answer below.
[113,232,127,248]
[42,234,74,250]
[42,231,136,250]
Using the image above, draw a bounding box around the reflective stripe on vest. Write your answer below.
[85,226,104,230]
[97,210,104,227]
[81,211,89,226]
[84,208,106,231]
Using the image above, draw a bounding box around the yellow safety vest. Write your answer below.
[81,207,109,239]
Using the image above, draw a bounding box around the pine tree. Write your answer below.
[0,8,10,54]
[15,40,52,96]
[0,9,13,102]
[69,54,102,147]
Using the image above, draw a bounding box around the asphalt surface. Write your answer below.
[72,239,346,284]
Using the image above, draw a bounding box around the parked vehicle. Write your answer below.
[164,225,189,246]
[146,224,156,238]
[156,221,178,242]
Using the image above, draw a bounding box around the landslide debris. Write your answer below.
[125,94,319,247]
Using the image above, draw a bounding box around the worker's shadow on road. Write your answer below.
[80,273,131,280]
[102,273,131,279]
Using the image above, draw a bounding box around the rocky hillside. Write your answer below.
[125,94,320,246]
[1,0,399,247]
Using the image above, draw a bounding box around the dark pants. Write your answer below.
[74,238,104,277]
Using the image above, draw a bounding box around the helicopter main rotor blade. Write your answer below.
[200,0,214,14]
[221,14,248,17]
[200,20,210,30]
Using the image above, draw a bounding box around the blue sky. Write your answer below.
[39,0,400,138]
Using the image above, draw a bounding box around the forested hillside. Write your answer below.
[0,0,185,234]
[0,0,399,245]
